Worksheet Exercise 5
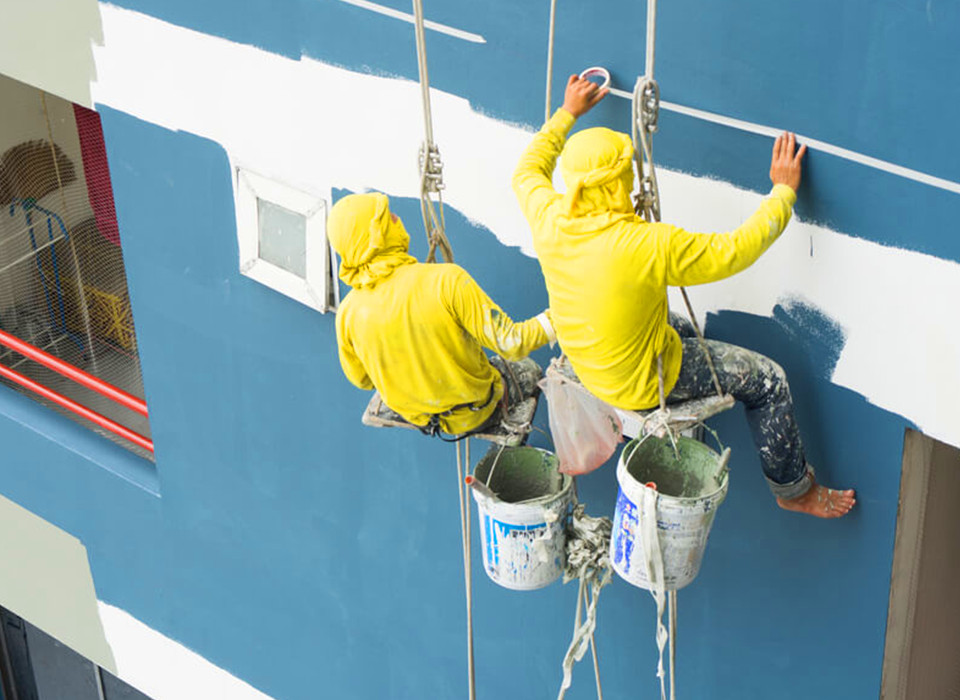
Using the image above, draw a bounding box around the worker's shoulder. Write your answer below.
[411,262,471,282]
[610,217,671,246]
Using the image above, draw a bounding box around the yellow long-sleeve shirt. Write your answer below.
[512,109,796,410]
[337,262,550,434]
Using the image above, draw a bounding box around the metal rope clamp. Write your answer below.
[633,75,662,222]
[419,142,445,193]
[637,76,660,134]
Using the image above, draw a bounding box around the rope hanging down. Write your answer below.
[454,438,477,700]
[412,0,454,263]
[544,0,559,123]
[629,4,715,700]
[631,0,723,401]
[557,505,613,700]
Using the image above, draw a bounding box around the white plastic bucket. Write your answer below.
[471,446,574,591]
[609,435,730,591]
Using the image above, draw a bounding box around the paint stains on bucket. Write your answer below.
[610,435,729,591]
[471,446,573,590]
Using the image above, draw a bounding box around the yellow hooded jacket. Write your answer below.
[330,193,552,434]
[512,109,797,410]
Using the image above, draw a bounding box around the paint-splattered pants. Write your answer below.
[666,314,813,500]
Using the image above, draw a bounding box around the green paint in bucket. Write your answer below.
[471,446,573,590]
[610,435,730,591]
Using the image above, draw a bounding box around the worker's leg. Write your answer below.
[668,312,696,338]
[668,338,855,517]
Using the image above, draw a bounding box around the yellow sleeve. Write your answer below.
[512,109,577,226]
[663,184,797,286]
[335,305,374,390]
[446,267,549,361]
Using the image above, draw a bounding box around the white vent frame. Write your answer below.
[235,168,337,312]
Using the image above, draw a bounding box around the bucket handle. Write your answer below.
[621,430,655,472]
[696,422,732,485]
[698,421,726,454]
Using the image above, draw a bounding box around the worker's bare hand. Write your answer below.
[769,132,807,192]
[562,74,608,118]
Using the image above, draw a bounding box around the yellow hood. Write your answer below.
[328,192,417,290]
[558,127,636,231]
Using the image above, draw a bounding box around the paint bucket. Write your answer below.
[471,446,574,591]
[609,435,730,591]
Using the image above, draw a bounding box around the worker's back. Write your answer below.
[337,262,501,430]
[533,213,681,411]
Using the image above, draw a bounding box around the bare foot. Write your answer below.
[777,477,856,519]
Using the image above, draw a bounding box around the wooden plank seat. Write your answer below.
[545,356,735,438]
[361,357,543,447]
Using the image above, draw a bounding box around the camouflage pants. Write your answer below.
[666,314,812,500]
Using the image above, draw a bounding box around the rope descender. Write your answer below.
[417,140,453,263]
[632,75,662,224]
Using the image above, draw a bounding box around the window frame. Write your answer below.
[234,168,337,313]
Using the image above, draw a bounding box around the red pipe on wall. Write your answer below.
[0,361,154,453]
[0,328,148,417]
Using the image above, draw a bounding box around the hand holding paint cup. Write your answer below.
[562,73,608,118]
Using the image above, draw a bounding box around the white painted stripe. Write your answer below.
[608,86,960,196]
[99,602,275,700]
[93,6,960,449]
[336,0,486,44]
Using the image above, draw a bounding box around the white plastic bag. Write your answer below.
[538,372,623,475]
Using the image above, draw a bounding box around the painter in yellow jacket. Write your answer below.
[512,109,796,410]
[330,193,553,435]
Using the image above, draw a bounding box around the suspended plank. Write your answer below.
[361,358,543,446]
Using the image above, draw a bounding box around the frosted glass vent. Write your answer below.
[235,168,337,313]
[257,199,306,278]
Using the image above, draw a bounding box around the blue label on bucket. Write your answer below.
[482,514,546,568]
[612,489,638,574]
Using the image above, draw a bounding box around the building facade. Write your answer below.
[0,1,958,698]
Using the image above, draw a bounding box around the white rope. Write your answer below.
[632,0,724,404]
[645,0,657,79]
[640,487,669,700]
[544,0,558,123]
[411,0,454,263]
[557,504,612,699]
[455,439,476,700]
[668,590,677,700]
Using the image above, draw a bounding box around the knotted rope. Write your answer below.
[557,504,613,700]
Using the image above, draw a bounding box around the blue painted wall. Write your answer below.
[110,0,960,262]
[0,1,953,698]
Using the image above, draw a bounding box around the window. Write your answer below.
[0,72,152,458]
[234,167,337,312]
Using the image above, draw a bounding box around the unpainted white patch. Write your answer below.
[98,602,275,700]
[92,6,960,448]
